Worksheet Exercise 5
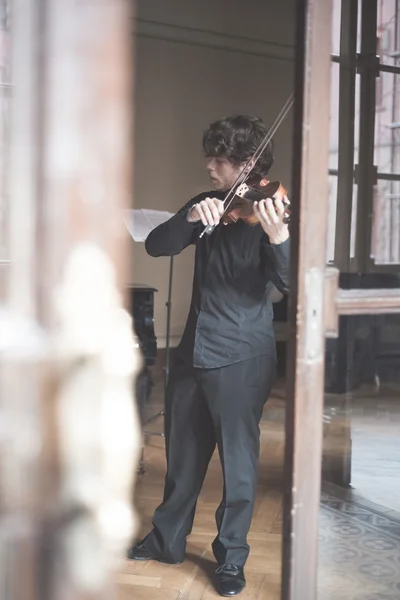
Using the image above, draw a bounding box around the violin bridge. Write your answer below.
[235,183,249,198]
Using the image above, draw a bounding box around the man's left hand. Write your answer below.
[253,196,290,245]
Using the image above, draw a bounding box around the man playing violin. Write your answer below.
[128,114,290,597]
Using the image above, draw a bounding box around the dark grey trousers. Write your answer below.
[144,353,276,566]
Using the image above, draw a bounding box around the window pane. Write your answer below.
[371,179,400,264]
[350,183,358,259]
[377,0,399,66]
[331,0,342,55]
[326,176,338,263]
[329,62,339,171]
[354,74,361,165]
[374,71,400,174]
[356,0,362,54]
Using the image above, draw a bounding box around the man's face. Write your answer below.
[206,157,243,192]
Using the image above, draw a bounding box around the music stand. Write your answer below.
[124,209,175,439]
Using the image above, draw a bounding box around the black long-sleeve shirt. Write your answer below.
[145,191,290,368]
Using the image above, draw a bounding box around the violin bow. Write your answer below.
[199,93,294,239]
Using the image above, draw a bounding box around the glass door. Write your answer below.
[317,3,400,599]
[282,1,400,599]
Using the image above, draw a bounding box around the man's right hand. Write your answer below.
[187,197,225,226]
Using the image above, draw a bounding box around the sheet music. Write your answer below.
[124,209,175,242]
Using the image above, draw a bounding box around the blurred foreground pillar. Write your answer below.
[0,1,141,599]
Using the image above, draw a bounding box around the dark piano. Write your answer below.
[128,284,158,423]
[128,284,158,475]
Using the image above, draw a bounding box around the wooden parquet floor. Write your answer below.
[116,395,286,600]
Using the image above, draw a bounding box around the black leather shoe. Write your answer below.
[127,541,183,565]
[215,564,246,597]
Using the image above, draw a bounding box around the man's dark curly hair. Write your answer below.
[202,114,274,179]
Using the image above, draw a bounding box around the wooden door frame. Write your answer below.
[281,1,334,598]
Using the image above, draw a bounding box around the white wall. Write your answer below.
[130,0,296,346]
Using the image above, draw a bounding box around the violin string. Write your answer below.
[222,93,294,215]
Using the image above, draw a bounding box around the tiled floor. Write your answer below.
[319,493,400,600]
[318,382,400,599]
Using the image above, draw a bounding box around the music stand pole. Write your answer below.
[164,254,173,395]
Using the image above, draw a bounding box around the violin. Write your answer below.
[199,94,294,238]
[221,178,291,227]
